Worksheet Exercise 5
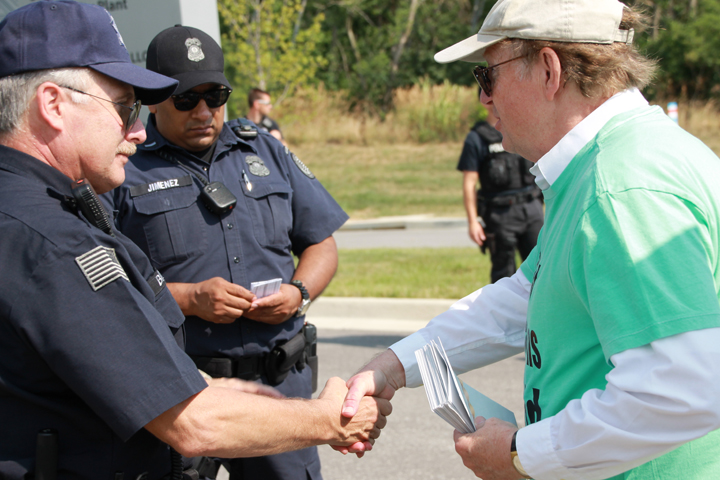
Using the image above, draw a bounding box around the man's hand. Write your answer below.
[244,283,302,325]
[207,377,285,399]
[332,350,406,456]
[454,417,519,480]
[168,278,255,324]
[468,219,487,247]
[317,377,392,450]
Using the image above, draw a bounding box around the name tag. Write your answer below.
[130,175,192,197]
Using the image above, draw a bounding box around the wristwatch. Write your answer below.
[290,280,312,317]
[511,431,532,478]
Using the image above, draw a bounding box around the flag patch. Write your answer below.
[76,246,129,291]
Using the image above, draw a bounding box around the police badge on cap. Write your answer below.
[185,38,204,62]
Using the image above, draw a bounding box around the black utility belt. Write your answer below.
[484,189,540,207]
[191,324,318,390]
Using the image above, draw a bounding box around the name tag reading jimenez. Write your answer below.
[130,175,192,197]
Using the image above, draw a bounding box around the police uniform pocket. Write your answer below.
[240,182,293,247]
[132,187,208,267]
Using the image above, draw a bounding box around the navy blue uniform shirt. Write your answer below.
[105,117,348,359]
[0,145,207,480]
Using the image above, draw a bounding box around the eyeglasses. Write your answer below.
[256,99,271,106]
[171,87,232,111]
[60,85,141,133]
[473,55,527,96]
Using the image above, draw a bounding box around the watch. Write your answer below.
[290,280,311,317]
[511,431,532,478]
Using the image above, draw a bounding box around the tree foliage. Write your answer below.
[632,0,720,100]
[218,0,326,118]
[217,0,720,118]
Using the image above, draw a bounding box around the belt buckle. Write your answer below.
[235,356,262,380]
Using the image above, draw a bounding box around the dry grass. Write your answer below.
[670,100,720,155]
[273,81,482,146]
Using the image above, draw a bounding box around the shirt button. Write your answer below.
[227,223,234,229]
[233,257,240,263]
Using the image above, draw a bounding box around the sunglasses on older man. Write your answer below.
[171,87,232,111]
[472,55,527,96]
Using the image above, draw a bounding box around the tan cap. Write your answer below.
[434,0,634,64]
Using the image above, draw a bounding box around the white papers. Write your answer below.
[251,278,282,298]
[415,339,517,434]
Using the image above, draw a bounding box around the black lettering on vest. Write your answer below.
[525,329,541,369]
[525,388,542,425]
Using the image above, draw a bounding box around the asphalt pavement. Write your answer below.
[218,217,524,480]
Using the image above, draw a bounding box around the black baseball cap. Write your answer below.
[146,25,232,95]
[0,0,178,105]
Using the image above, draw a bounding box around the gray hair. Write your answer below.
[0,68,94,136]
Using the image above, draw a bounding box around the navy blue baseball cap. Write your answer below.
[0,0,178,105]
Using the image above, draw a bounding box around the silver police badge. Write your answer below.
[185,38,205,62]
[291,153,315,179]
[245,155,270,177]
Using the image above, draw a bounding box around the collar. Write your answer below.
[0,144,76,198]
[529,88,649,190]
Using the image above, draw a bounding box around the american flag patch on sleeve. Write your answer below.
[75,246,129,291]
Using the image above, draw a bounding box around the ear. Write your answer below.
[148,104,158,114]
[537,47,563,101]
[35,82,65,132]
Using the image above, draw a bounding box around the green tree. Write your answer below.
[218,0,327,118]
[308,0,484,116]
[632,0,720,101]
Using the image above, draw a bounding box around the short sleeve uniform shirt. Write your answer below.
[106,117,348,359]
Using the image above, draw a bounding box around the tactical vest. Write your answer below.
[473,121,535,196]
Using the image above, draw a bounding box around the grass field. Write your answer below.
[323,247,492,299]
[292,142,466,219]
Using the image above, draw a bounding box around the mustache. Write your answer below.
[116,143,137,157]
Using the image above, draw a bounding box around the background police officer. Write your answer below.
[458,88,544,283]
[104,25,349,480]
[0,3,388,479]
[246,87,286,146]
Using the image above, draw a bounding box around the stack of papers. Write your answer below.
[415,339,517,434]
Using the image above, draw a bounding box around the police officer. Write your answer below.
[246,88,286,146]
[0,3,388,479]
[104,25,349,480]
[458,88,543,283]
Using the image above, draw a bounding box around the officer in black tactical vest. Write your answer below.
[458,89,544,283]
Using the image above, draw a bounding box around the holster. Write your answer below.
[265,323,319,391]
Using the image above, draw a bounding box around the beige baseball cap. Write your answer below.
[434,0,634,64]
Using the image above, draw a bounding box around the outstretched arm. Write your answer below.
[145,376,391,458]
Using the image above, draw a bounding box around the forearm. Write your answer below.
[520,329,720,480]
[148,387,337,458]
[390,272,530,387]
[293,235,338,299]
[462,171,479,223]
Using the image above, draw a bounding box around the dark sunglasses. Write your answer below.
[60,85,141,133]
[473,55,527,96]
[172,87,232,111]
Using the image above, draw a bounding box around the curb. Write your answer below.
[339,215,466,231]
[306,296,455,333]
